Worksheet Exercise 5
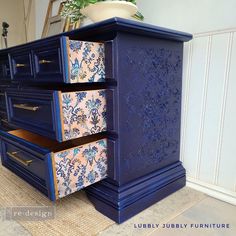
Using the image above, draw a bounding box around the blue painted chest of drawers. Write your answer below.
[0,18,192,223]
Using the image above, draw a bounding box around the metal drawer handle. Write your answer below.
[16,63,27,68]
[7,151,33,166]
[0,92,4,96]
[13,104,40,111]
[39,59,53,64]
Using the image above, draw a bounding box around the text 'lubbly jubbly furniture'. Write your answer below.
[0,18,192,223]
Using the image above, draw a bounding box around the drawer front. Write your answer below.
[10,50,33,79]
[0,56,11,79]
[0,129,108,201]
[33,39,63,82]
[0,130,55,199]
[2,141,47,181]
[6,90,57,139]
[0,110,8,130]
[0,109,7,119]
[53,138,107,199]
[6,89,107,142]
[0,118,16,131]
[5,36,105,83]
[0,91,6,110]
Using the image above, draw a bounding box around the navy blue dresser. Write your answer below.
[0,18,192,223]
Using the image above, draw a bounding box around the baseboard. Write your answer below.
[86,161,186,223]
[186,177,236,205]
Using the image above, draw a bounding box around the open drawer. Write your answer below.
[6,88,107,142]
[0,129,107,200]
[9,36,105,83]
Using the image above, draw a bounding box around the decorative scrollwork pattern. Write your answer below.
[54,139,107,198]
[61,89,107,141]
[68,40,105,83]
[121,46,182,173]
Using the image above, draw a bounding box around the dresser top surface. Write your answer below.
[0,17,192,53]
[68,17,192,41]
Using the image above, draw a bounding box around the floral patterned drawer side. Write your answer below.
[64,37,105,83]
[60,89,107,141]
[53,139,107,199]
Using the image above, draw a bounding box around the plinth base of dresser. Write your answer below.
[86,161,185,223]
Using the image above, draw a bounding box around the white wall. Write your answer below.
[137,0,236,33]
[0,0,25,48]
[0,0,60,44]
[35,0,49,39]
[182,30,236,205]
[137,0,236,204]
[35,0,63,39]
[0,0,35,48]
[24,0,36,42]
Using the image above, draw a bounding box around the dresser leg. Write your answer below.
[86,161,186,223]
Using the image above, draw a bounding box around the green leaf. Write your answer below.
[132,11,144,21]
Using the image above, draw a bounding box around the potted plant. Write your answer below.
[62,0,144,23]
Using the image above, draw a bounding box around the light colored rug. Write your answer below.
[0,165,114,236]
[0,165,206,236]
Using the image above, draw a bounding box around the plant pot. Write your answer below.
[81,1,138,22]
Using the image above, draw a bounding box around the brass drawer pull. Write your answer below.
[39,59,53,64]
[13,104,40,111]
[0,92,4,96]
[16,63,27,68]
[7,151,33,166]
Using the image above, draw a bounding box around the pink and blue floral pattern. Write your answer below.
[68,39,105,83]
[53,139,107,199]
[61,89,107,141]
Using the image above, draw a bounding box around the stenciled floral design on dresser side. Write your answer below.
[122,46,183,174]
[68,39,105,83]
[61,89,107,141]
[53,139,107,198]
